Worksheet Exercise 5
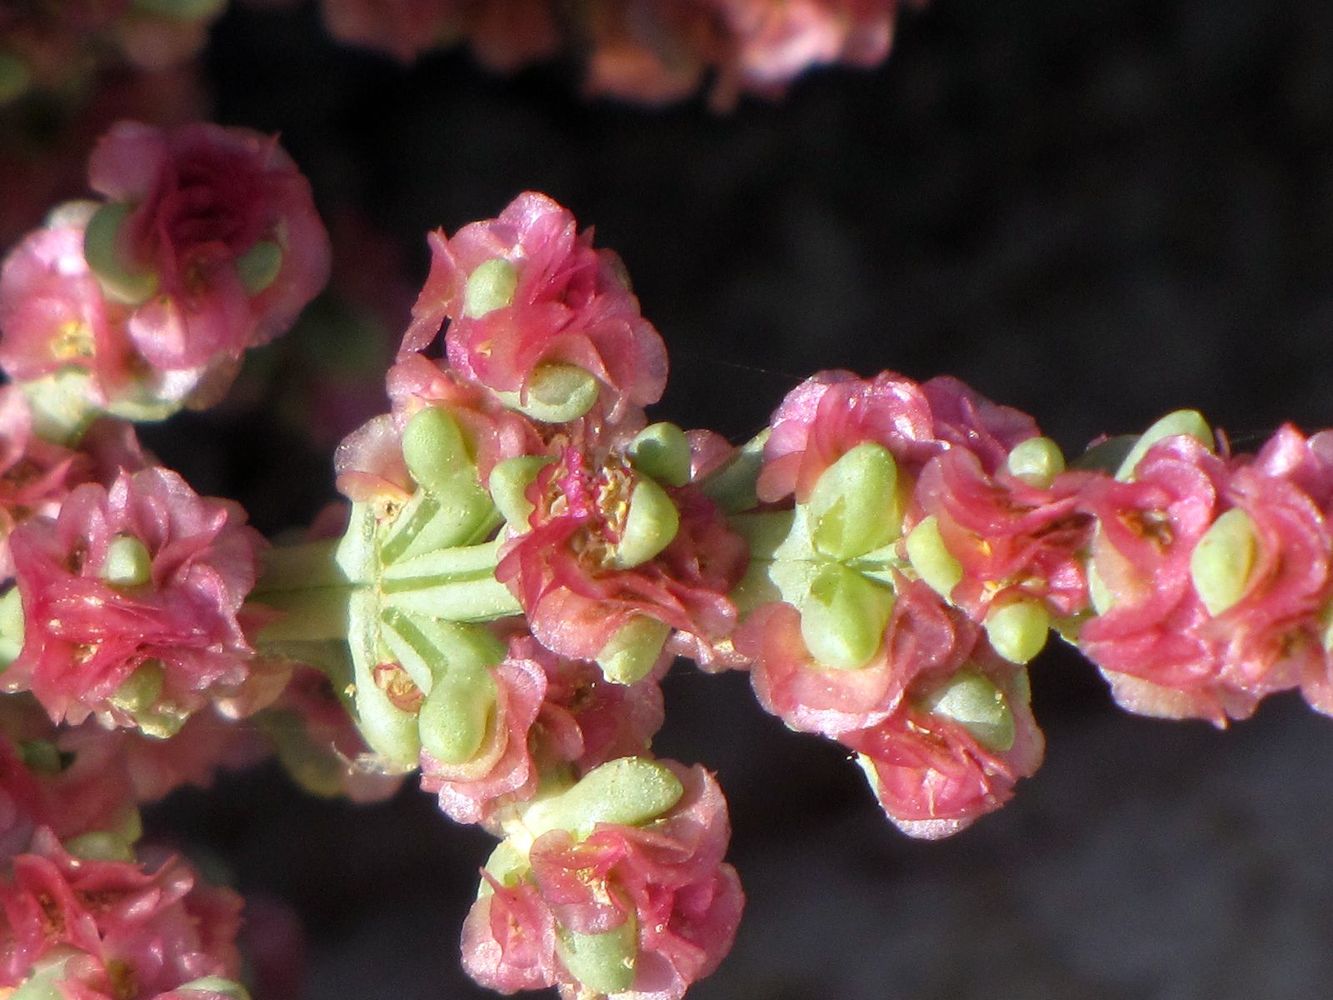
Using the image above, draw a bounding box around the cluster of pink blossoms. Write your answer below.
[318,0,919,107]
[9,116,1333,1000]
[0,120,330,418]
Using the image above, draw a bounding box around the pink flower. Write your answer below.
[5,466,265,730]
[740,577,978,737]
[463,762,743,999]
[843,652,1044,839]
[0,208,134,397]
[404,192,668,423]
[527,763,742,999]
[497,444,744,666]
[915,446,1094,620]
[85,121,330,397]
[0,829,241,996]
[320,0,464,63]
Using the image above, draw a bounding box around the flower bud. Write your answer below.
[1189,507,1258,616]
[463,258,519,319]
[235,240,283,295]
[596,616,670,685]
[521,757,685,840]
[922,668,1017,752]
[628,422,691,487]
[1004,436,1065,488]
[799,563,894,670]
[496,363,600,423]
[905,515,963,599]
[806,442,902,560]
[1116,409,1213,481]
[557,918,638,995]
[984,599,1051,664]
[489,456,552,530]
[64,830,136,863]
[102,534,153,588]
[83,202,159,305]
[611,477,680,569]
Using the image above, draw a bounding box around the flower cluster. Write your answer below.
[0,121,330,421]
[318,0,918,107]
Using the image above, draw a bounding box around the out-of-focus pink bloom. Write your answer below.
[0,828,241,996]
[405,192,668,423]
[85,120,330,399]
[0,387,92,580]
[844,653,1044,839]
[260,665,404,803]
[740,577,977,737]
[0,208,136,400]
[916,447,1093,620]
[525,763,743,999]
[497,445,744,665]
[321,0,463,63]
[5,466,265,730]
[464,0,561,72]
[582,1,717,106]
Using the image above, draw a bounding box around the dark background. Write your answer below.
[30,0,1333,996]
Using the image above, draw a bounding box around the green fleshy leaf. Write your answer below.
[488,455,552,530]
[557,918,638,995]
[463,258,519,318]
[236,240,283,294]
[798,563,894,670]
[1116,409,1213,481]
[904,515,963,599]
[496,363,599,423]
[628,422,691,488]
[922,668,1016,752]
[806,442,902,560]
[402,407,474,494]
[1189,507,1258,616]
[84,202,158,305]
[983,599,1051,665]
[521,757,684,840]
[596,616,670,685]
[612,477,680,569]
[1004,436,1065,488]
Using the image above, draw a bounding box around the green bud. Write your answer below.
[806,442,902,560]
[488,455,552,530]
[557,918,638,995]
[596,616,670,685]
[522,757,684,840]
[1189,507,1258,616]
[235,240,283,294]
[628,422,691,487]
[463,258,519,318]
[1116,409,1213,481]
[102,535,153,587]
[111,661,164,715]
[84,202,158,305]
[922,668,1016,752]
[799,563,894,670]
[402,406,473,494]
[10,959,69,1000]
[905,515,963,599]
[419,660,497,765]
[1087,555,1117,615]
[612,477,680,569]
[480,840,531,893]
[496,363,600,423]
[1004,436,1065,488]
[983,599,1051,665]
[0,52,31,106]
[65,830,136,863]
[0,586,25,668]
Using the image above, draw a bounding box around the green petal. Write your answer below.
[236,240,283,294]
[102,535,153,587]
[1004,436,1065,488]
[984,599,1051,665]
[596,616,670,685]
[1189,507,1258,616]
[463,258,519,318]
[628,422,692,487]
[612,477,680,569]
[806,442,902,560]
[1116,409,1213,481]
[798,563,894,670]
[557,918,638,995]
[84,202,158,305]
[905,515,963,599]
[922,668,1016,752]
[521,757,684,840]
[496,363,600,423]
